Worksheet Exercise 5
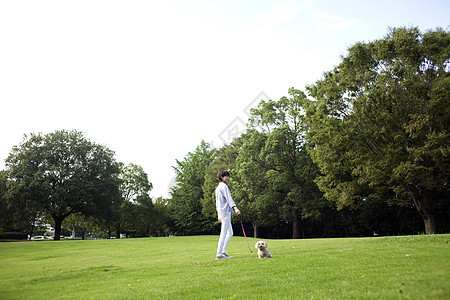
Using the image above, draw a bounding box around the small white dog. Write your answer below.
[255,241,272,258]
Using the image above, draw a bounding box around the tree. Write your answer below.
[0,171,13,234]
[64,212,100,240]
[234,130,279,238]
[114,162,153,237]
[201,139,242,221]
[152,197,172,236]
[5,130,121,240]
[169,141,216,235]
[134,194,156,237]
[304,27,449,234]
[2,168,49,238]
[119,200,138,238]
[119,163,153,202]
[236,89,324,238]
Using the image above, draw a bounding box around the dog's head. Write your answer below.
[255,241,267,250]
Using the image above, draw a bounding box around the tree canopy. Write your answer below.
[233,89,325,238]
[119,163,153,202]
[5,130,121,240]
[169,140,216,235]
[304,27,449,234]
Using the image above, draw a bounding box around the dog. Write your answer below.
[255,241,272,258]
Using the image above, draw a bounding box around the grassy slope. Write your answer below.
[0,235,449,299]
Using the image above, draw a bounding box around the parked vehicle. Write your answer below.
[30,236,47,240]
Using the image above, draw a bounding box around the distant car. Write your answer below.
[31,236,46,240]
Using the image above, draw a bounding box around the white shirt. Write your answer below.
[215,182,237,220]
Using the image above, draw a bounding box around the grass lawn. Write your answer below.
[0,234,448,299]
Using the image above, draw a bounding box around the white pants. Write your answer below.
[217,214,233,255]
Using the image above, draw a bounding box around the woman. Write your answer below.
[215,170,240,259]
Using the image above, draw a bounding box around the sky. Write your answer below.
[1,0,449,199]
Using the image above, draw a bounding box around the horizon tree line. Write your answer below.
[1,26,448,239]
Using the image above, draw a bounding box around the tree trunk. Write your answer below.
[53,216,63,241]
[300,218,305,239]
[292,208,301,239]
[252,221,258,238]
[423,215,437,234]
[413,189,437,234]
[28,222,36,240]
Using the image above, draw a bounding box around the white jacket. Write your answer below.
[215,182,237,220]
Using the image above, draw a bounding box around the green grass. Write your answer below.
[0,235,449,299]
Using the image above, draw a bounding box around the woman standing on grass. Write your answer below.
[215,170,240,259]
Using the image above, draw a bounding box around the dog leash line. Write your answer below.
[240,214,253,253]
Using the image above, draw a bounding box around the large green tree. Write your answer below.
[234,130,280,238]
[305,27,449,234]
[5,130,121,240]
[114,162,153,237]
[236,89,324,238]
[169,141,216,235]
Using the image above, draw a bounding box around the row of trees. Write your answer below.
[168,27,449,237]
[1,27,448,239]
[0,130,171,240]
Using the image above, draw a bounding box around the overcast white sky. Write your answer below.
[1,0,449,198]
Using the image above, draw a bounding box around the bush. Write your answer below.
[0,232,28,240]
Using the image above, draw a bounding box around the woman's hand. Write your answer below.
[234,207,241,215]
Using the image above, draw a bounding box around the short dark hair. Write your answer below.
[217,170,230,182]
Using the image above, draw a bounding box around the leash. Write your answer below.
[240,214,253,253]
